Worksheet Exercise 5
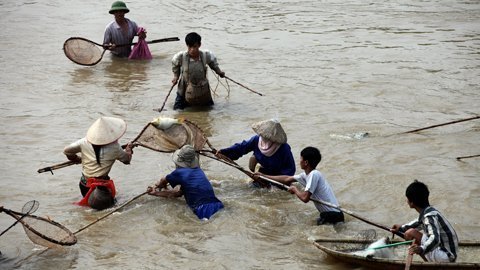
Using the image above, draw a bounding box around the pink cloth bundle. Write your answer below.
[129,27,152,60]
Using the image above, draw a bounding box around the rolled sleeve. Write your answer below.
[172,52,183,77]
[205,50,222,74]
[116,145,131,164]
[64,139,82,156]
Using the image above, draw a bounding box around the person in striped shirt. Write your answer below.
[103,1,145,57]
[391,180,459,262]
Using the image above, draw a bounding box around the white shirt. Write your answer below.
[64,138,130,178]
[294,170,341,213]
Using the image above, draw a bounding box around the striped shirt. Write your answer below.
[103,18,138,57]
[400,206,459,262]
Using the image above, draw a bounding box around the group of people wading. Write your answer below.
[62,1,459,264]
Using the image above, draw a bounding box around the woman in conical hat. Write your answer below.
[218,119,295,188]
[63,116,134,209]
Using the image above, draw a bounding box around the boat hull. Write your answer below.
[313,239,480,270]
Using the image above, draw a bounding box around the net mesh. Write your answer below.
[22,200,39,214]
[16,213,77,247]
[357,229,377,243]
[135,119,209,153]
[63,37,104,66]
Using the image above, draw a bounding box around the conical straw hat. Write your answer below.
[251,119,287,144]
[86,117,127,145]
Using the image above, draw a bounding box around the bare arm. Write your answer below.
[65,153,82,163]
[120,142,134,164]
[390,224,402,233]
[63,140,82,163]
[253,173,296,186]
[288,185,311,203]
[147,177,183,198]
[148,186,183,198]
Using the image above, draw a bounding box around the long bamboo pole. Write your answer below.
[456,154,480,161]
[224,76,264,96]
[199,152,405,238]
[401,115,479,134]
[153,83,177,113]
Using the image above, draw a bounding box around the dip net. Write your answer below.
[63,37,105,66]
[19,214,77,248]
[1,205,77,248]
[133,117,251,181]
[133,117,209,153]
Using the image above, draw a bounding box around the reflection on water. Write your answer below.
[68,68,97,86]
[103,56,151,92]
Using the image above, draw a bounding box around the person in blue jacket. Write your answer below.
[218,119,295,187]
[147,145,223,220]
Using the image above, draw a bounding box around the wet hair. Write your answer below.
[185,32,201,47]
[92,144,102,165]
[405,180,430,208]
[300,147,322,169]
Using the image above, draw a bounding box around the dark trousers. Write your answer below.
[173,93,188,110]
[79,180,89,197]
[318,211,345,225]
[173,93,214,110]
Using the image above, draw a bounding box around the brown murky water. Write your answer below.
[1,0,479,269]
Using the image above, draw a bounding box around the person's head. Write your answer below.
[185,32,202,58]
[405,180,430,209]
[172,145,199,168]
[109,1,129,15]
[300,147,321,170]
[251,119,287,144]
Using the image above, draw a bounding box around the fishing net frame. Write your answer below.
[0,200,39,237]
[133,119,213,154]
[63,37,107,66]
[134,118,260,187]
[63,36,180,66]
[1,207,77,247]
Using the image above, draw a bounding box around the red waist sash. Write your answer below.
[76,178,116,206]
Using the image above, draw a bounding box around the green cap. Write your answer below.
[109,1,129,14]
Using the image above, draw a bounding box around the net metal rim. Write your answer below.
[63,37,105,66]
[10,211,77,246]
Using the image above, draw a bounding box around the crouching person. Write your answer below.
[391,180,459,262]
[147,145,224,220]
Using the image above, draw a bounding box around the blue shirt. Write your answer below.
[220,135,296,176]
[166,167,222,210]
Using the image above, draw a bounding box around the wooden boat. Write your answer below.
[313,238,480,270]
